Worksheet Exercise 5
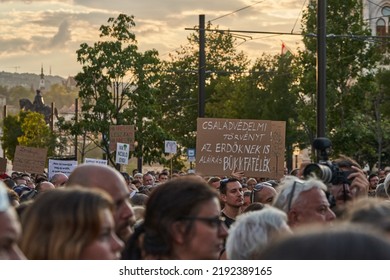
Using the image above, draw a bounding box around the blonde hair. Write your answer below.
[20,187,113,259]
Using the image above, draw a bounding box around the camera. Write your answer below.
[302,138,353,185]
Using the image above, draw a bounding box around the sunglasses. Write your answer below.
[250,182,272,203]
[287,180,302,212]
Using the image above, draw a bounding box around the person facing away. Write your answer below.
[258,223,390,260]
[66,164,136,243]
[0,182,26,259]
[19,187,123,259]
[272,175,336,228]
[123,176,228,260]
[226,206,292,260]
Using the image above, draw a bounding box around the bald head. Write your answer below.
[68,164,125,192]
[50,172,68,187]
[67,164,135,242]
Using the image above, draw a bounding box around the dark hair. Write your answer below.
[243,202,265,213]
[124,176,218,259]
[219,178,239,195]
[259,224,390,260]
[158,172,169,178]
[368,174,378,181]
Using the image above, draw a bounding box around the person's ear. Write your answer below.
[170,221,188,244]
[287,209,298,227]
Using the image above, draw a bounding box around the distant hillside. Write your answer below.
[0,71,65,89]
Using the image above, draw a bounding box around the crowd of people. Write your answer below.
[2,155,390,260]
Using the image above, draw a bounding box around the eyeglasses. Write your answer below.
[180,216,226,229]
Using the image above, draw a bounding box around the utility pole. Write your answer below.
[317,0,327,138]
[198,14,206,118]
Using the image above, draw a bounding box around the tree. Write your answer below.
[157,23,249,155]
[60,14,167,168]
[295,0,381,162]
[1,111,56,160]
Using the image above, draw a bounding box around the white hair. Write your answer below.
[272,175,327,214]
[0,182,10,212]
[225,206,290,260]
[384,173,390,197]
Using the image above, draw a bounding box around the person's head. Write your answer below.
[120,172,132,186]
[50,172,68,187]
[134,173,143,181]
[258,224,390,259]
[328,155,367,206]
[141,176,227,259]
[246,178,257,191]
[219,178,244,209]
[384,173,390,197]
[7,188,20,207]
[242,190,252,212]
[21,173,34,189]
[14,176,27,187]
[344,197,390,234]
[67,164,135,242]
[368,174,379,190]
[131,179,142,189]
[0,182,26,259]
[20,187,124,259]
[143,173,155,186]
[243,202,265,213]
[130,193,149,206]
[375,183,389,199]
[273,176,335,228]
[226,206,292,260]
[158,172,169,184]
[251,182,277,205]
[207,177,221,190]
[36,181,55,193]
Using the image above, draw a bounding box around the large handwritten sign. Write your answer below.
[13,146,48,174]
[109,125,135,152]
[196,118,285,179]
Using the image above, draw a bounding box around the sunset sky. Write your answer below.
[0,0,304,78]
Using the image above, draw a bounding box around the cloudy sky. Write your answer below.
[0,0,305,78]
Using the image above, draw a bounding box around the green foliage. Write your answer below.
[296,0,382,166]
[157,23,249,152]
[60,13,166,167]
[1,111,56,160]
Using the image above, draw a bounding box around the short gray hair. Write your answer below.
[272,175,327,214]
[226,206,290,260]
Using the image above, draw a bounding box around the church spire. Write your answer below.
[39,64,45,91]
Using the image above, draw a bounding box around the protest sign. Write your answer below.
[164,140,177,154]
[196,118,285,179]
[13,146,48,174]
[84,158,108,165]
[116,143,130,165]
[109,125,135,152]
